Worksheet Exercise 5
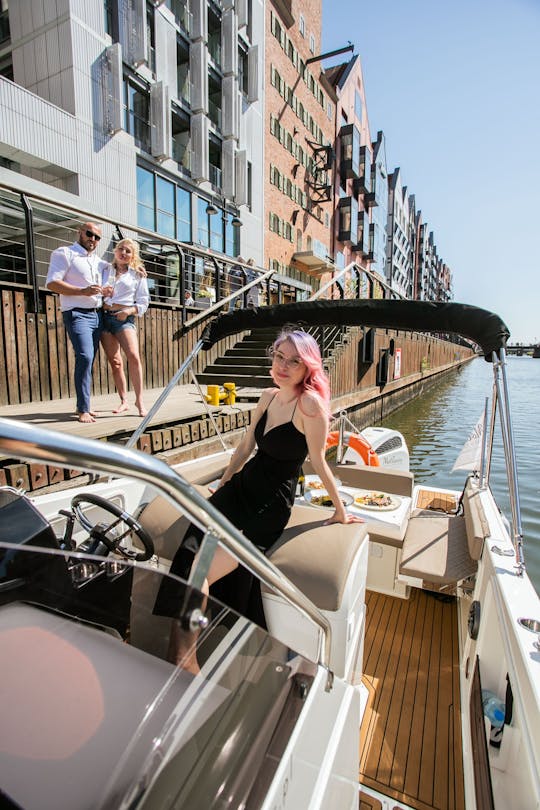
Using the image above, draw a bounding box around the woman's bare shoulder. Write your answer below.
[299,391,325,418]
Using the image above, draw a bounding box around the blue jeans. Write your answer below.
[63,309,102,413]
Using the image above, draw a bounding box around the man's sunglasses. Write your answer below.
[85,230,101,241]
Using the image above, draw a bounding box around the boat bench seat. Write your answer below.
[265,505,369,611]
[137,484,210,564]
[303,459,414,498]
[399,479,489,588]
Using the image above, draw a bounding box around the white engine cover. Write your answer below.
[360,427,410,472]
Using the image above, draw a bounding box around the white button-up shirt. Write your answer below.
[103,267,150,316]
[46,242,109,311]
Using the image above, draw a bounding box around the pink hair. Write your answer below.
[270,330,331,415]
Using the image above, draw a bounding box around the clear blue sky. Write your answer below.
[322,0,540,344]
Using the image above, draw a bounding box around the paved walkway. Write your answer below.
[0,384,258,444]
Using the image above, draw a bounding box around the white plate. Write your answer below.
[304,489,354,509]
[351,492,401,512]
[303,474,342,491]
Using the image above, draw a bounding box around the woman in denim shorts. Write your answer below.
[101,239,150,416]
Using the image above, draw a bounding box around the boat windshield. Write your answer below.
[0,538,315,810]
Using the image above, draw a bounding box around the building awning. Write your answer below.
[291,251,334,275]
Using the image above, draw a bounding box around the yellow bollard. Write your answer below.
[205,384,220,406]
[223,382,236,405]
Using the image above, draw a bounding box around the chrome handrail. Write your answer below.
[0,417,334,677]
[491,350,525,575]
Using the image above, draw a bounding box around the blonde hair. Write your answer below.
[113,239,145,276]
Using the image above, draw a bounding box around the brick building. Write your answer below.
[265,0,336,302]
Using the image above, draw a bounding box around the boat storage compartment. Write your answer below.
[263,504,369,680]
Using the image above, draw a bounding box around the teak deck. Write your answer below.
[415,488,457,514]
[360,589,465,810]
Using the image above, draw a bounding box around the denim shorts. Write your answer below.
[102,311,135,335]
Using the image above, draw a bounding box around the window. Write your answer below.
[309,33,315,53]
[124,77,150,151]
[197,197,210,245]
[247,161,252,211]
[137,166,155,231]
[176,37,190,104]
[146,2,156,72]
[137,165,193,243]
[176,187,191,242]
[238,46,249,96]
[156,176,176,238]
[104,0,116,39]
[299,14,305,37]
[172,107,191,172]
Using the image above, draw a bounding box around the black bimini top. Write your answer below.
[199,299,510,361]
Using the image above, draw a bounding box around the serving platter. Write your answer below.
[350,491,401,512]
[304,489,354,509]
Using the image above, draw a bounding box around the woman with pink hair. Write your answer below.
[155,329,363,669]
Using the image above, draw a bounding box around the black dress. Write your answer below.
[154,395,308,622]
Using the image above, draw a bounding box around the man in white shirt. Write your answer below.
[46,222,110,423]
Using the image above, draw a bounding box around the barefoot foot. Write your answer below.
[136,401,147,417]
[78,412,96,423]
[113,400,129,414]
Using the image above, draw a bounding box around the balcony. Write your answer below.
[352,212,370,256]
[337,196,359,244]
[209,163,222,189]
[339,124,360,180]
[208,99,222,131]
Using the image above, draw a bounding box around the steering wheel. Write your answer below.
[71,493,154,562]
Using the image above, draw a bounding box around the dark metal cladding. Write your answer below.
[199,299,510,360]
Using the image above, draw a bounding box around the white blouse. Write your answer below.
[103,267,150,316]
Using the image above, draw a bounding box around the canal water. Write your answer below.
[380,355,540,597]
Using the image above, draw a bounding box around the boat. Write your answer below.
[0,299,538,810]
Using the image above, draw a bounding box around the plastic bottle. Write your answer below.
[482,689,505,728]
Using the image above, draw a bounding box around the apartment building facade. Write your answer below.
[386,167,414,299]
[0,0,265,277]
[265,0,335,302]
[326,55,371,289]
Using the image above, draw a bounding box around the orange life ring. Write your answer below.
[325,431,380,466]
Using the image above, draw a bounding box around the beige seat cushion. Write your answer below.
[137,484,209,562]
[302,460,414,498]
[399,514,477,585]
[463,480,490,560]
[265,504,369,611]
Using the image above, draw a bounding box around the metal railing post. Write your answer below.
[21,194,39,312]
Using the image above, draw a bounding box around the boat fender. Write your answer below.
[468,600,481,640]
[325,431,380,467]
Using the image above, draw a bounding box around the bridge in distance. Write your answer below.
[506,344,540,357]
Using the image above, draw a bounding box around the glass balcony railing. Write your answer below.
[208,99,222,131]
[209,163,222,189]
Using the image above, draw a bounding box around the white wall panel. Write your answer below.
[191,113,209,182]
[191,0,207,42]
[222,75,238,140]
[190,41,207,113]
[45,28,62,76]
[155,11,178,98]
[236,0,248,29]
[150,81,170,159]
[31,1,45,30]
[222,139,236,200]
[58,21,74,71]
[221,9,238,77]
[235,148,247,206]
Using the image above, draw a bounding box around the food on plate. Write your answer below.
[309,493,351,508]
[306,479,325,490]
[354,491,393,508]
